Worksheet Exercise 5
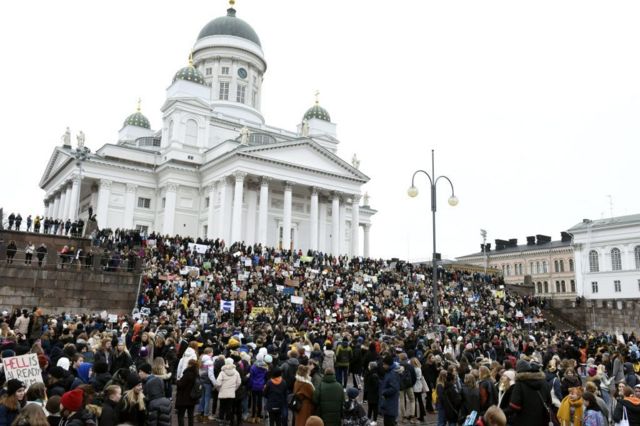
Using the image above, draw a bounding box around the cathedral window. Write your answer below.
[219,82,230,100]
[589,250,599,272]
[137,197,151,209]
[186,119,198,145]
[236,85,246,103]
[611,248,622,271]
[205,67,212,75]
[221,66,230,75]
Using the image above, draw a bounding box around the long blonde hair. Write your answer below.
[124,388,145,411]
[152,357,167,376]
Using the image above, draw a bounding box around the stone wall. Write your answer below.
[549,298,640,334]
[0,229,91,266]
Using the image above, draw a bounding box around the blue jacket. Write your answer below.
[379,365,401,418]
[0,404,19,426]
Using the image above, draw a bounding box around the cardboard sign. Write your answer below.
[249,307,273,319]
[3,354,43,387]
[291,295,304,305]
[188,243,209,254]
[286,278,300,287]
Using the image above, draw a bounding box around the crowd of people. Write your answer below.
[0,230,638,426]
[3,213,85,238]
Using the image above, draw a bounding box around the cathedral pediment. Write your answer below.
[39,148,72,188]
[236,139,369,182]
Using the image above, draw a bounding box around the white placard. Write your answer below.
[221,300,235,313]
[291,295,304,305]
[3,354,43,387]
[108,314,118,323]
[188,243,209,254]
[245,259,252,267]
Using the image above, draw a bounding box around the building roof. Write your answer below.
[303,103,331,122]
[457,239,572,259]
[568,214,640,233]
[173,64,206,86]
[197,7,261,47]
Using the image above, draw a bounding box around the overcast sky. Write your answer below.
[1,1,639,261]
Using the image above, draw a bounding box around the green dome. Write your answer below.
[303,103,331,122]
[124,111,150,129]
[173,65,206,85]
[197,8,261,47]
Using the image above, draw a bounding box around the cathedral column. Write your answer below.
[245,183,258,245]
[96,179,112,229]
[63,183,74,220]
[309,187,319,251]
[351,194,361,256]
[282,181,293,250]
[331,192,340,255]
[363,224,371,258]
[52,193,61,219]
[339,200,347,255]
[123,184,137,229]
[162,183,178,236]
[217,177,229,242]
[318,197,327,252]
[58,185,68,220]
[206,183,216,239]
[257,177,270,245]
[68,175,81,221]
[231,172,246,244]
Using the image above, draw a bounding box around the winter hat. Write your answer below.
[57,357,71,371]
[6,379,25,396]
[271,367,282,378]
[346,387,359,400]
[50,366,68,379]
[1,349,15,359]
[588,367,597,377]
[225,358,234,366]
[503,370,516,385]
[382,355,394,367]
[60,388,84,412]
[256,353,264,362]
[138,363,152,375]
[127,371,141,389]
[264,354,273,364]
[516,359,531,373]
[46,395,61,416]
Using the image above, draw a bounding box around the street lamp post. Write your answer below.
[407,149,458,326]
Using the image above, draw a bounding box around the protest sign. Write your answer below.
[291,295,304,305]
[3,354,43,386]
[249,307,274,319]
[221,300,235,313]
[108,314,118,323]
[187,243,208,254]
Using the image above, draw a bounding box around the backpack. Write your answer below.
[400,365,415,390]
[190,375,203,400]
[337,346,351,364]
[287,393,302,412]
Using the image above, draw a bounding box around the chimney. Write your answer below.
[508,238,518,247]
[536,234,551,245]
[526,236,536,245]
[485,243,491,252]
[561,232,572,242]
[582,218,591,224]
[495,239,508,251]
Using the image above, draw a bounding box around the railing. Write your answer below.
[1,247,141,273]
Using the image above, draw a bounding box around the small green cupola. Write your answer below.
[303,92,331,122]
[123,99,151,129]
[173,53,206,86]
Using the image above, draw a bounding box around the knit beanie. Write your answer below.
[138,363,152,375]
[57,357,71,371]
[516,359,531,373]
[1,349,15,359]
[6,379,25,396]
[127,371,141,389]
[347,387,359,400]
[60,388,84,412]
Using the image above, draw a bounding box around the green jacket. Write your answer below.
[335,345,352,367]
[312,374,345,426]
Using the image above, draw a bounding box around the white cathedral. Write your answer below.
[39,2,376,257]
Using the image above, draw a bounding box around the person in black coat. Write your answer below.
[176,359,200,426]
[364,361,380,420]
[441,372,462,425]
[6,240,17,264]
[100,385,122,426]
[507,360,551,426]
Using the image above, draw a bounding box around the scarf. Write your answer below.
[557,396,583,426]
[295,375,315,390]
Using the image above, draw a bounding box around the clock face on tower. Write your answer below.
[237,68,248,79]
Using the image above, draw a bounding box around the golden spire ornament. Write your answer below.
[136,98,142,112]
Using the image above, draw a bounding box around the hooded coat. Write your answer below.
[216,364,241,399]
[312,374,344,426]
[613,396,640,426]
[249,361,269,392]
[379,365,401,419]
[508,370,551,426]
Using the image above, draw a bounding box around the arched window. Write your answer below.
[559,260,564,272]
[537,282,543,293]
[570,280,576,292]
[554,260,559,273]
[536,262,540,274]
[635,246,640,270]
[544,281,549,293]
[569,259,574,272]
[589,250,599,272]
[185,119,198,145]
[555,281,560,292]
[561,280,566,292]
[543,261,548,273]
[611,248,622,271]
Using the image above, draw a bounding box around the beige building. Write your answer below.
[457,233,576,299]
